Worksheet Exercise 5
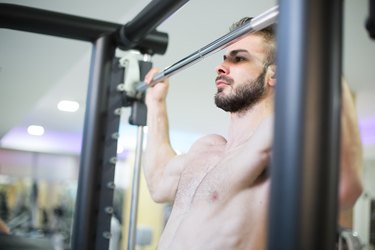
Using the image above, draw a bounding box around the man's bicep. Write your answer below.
[152,154,186,203]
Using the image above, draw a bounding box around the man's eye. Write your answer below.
[234,56,246,62]
[223,55,247,63]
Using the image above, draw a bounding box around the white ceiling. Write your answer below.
[0,0,374,159]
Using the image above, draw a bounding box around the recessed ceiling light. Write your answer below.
[27,125,45,136]
[57,100,79,112]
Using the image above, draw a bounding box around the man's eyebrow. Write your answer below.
[227,49,250,56]
[223,49,265,64]
[223,49,250,60]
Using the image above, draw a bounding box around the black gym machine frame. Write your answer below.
[0,0,357,249]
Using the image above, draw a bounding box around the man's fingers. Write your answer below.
[144,68,160,84]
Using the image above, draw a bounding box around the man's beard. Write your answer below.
[214,69,267,113]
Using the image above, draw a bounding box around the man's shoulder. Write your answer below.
[190,134,227,149]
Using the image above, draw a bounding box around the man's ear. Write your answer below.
[267,64,277,87]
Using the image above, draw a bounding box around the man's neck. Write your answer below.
[226,98,273,149]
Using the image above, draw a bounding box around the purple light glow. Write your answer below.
[359,118,375,145]
[1,127,82,154]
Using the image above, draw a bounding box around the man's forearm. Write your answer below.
[143,99,177,200]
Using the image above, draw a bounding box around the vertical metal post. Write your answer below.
[94,56,127,250]
[268,0,342,249]
[71,34,116,250]
[127,126,145,250]
[127,53,152,250]
[366,0,375,39]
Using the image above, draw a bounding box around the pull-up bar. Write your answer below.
[136,5,278,91]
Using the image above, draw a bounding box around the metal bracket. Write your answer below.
[117,51,152,126]
[119,51,142,99]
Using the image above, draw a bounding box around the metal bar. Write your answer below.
[71,34,116,250]
[136,5,278,91]
[118,0,189,48]
[268,0,342,249]
[366,0,375,38]
[127,126,145,250]
[0,3,169,55]
[125,54,152,250]
[0,3,118,42]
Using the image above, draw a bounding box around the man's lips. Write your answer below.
[216,80,228,87]
[215,76,233,87]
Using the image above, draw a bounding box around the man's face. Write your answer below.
[214,34,269,113]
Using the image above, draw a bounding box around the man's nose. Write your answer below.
[215,62,229,75]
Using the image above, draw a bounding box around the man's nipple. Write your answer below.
[211,191,219,202]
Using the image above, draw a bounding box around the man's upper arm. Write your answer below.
[144,152,186,203]
[339,79,363,210]
[155,154,187,202]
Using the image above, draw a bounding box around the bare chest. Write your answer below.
[173,152,218,207]
[164,182,271,250]
[174,149,240,208]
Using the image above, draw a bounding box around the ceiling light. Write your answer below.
[27,125,45,136]
[57,100,79,112]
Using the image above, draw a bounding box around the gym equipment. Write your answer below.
[1,0,366,249]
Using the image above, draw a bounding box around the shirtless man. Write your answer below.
[143,17,363,249]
